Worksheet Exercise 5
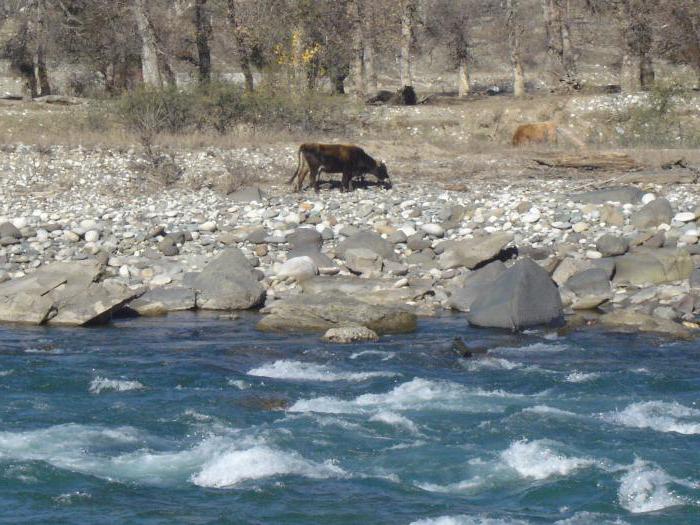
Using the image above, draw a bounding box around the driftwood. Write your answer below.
[33,95,84,105]
[533,152,640,171]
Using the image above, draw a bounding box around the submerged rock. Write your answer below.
[322,325,379,343]
[128,286,196,316]
[599,310,693,339]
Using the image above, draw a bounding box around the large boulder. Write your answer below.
[49,282,142,326]
[564,268,612,309]
[276,256,319,282]
[0,293,54,324]
[596,234,628,257]
[467,258,563,329]
[631,198,674,229]
[256,293,417,334]
[448,261,506,312]
[344,248,383,274]
[127,286,196,316]
[0,260,102,298]
[193,248,266,310]
[614,248,693,285]
[336,231,397,261]
[573,186,643,205]
[287,228,322,251]
[438,232,513,270]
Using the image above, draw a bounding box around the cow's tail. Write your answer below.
[288,147,303,185]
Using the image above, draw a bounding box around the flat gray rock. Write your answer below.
[228,186,266,203]
[614,248,693,285]
[257,293,416,334]
[565,268,612,309]
[631,198,674,229]
[49,283,142,326]
[300,276,430,305]
[336,231,397,261]
[128,286,196,316]
[468,258,563,329]
[439,232,513,270]
[0,292,54,324]
[573,186,643,205]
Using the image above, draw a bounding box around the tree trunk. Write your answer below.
[365,40,378,92]
[194,0,212,84]
[542,0,560,89]
[347,0,365,98]
[560,0,577,86]
[35,0,51,96]
[36,42,51,96]
[620,53,641,92]
[457,59,470,97]
[399,0,415,87]
[506,0,525,97]
[226,0,254,91]
[132,0,162,87]
[640,53,655,90]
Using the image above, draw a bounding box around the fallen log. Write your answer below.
[533,152,641,171]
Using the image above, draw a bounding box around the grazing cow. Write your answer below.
[288,143,391,193]
[512,121,559,146]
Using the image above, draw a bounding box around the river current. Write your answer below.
[0,313,698,524]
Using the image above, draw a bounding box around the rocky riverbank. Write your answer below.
[2,145,700,340]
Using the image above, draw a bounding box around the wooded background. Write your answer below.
[1,0,698,98]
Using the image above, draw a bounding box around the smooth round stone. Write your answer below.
[84,230,100,243]
[199,221,217,232]
[673,212,696,223]
[680,235,698,245]
[572,222,589,233]
[63,231,80,242]
[586,250,602,259]
[421,224,444,237]
[118,265,130,278]
[521,209,541,224]
[552,221,572,230]
[150,274,172,286]
[283,213,299,225]
[641,193,656,204]
[11,217,28,229]
[80,219,98,230]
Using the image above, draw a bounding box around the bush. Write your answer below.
[195,82,245,134]
[116,83,352,156]
[612,83,699,148]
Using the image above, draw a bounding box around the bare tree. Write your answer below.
[132,0,162,87]
[226,0,255,91]
[505,0,525,96]
[194,0,212,83]
[399,0,417,87]
[347,0,366,97]
[424,0,473,97]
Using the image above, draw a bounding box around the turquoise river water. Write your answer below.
[0,313,698,524]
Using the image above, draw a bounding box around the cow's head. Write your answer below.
[376,161,391,189]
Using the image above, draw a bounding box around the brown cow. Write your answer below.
[512,121,558,146]
[288,143,391,193]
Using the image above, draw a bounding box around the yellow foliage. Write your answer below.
[273,29,322,67]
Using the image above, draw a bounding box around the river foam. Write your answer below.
[0,423,345,488]
[500,439,596,480]
[618,459,698,513]
[288,378,523,415]
[89,377,144,394]
[604,401,700,435]
[247,360,395,382]
[411,515,530,525]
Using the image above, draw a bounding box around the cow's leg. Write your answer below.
[313,167,322,193]
[341,172,351,192]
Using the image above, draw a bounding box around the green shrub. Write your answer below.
[195,82,245,134]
